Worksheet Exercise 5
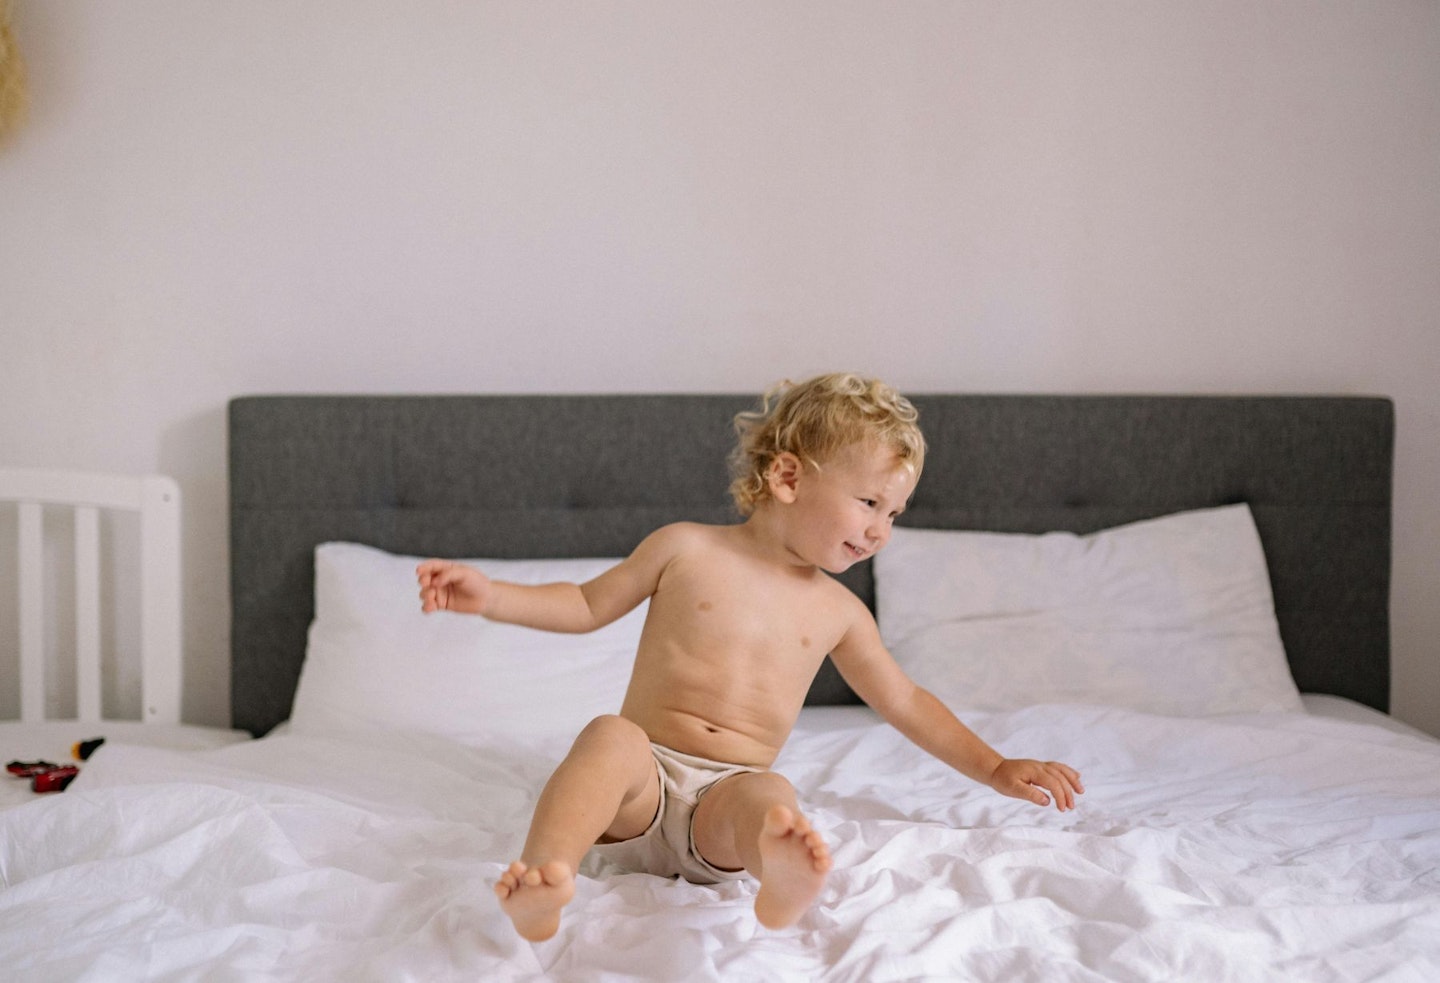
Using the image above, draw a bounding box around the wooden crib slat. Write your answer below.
[75,505,103,723]
[18,500,46,722]
[139,475,182,724]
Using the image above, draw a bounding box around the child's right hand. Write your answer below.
[416,560,491,615]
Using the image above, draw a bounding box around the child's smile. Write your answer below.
[786,443,917,574]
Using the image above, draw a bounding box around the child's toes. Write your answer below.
[495,861,528,897]
[536,860,570,886]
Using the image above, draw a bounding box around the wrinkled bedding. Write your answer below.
[2,704,1438,982]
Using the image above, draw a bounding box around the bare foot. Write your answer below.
[753,805,831,929]
[494,859,576,942]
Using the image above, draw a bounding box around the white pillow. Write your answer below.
[289,542,646,743]
[874,505,1303,716]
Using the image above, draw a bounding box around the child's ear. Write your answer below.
[766,452,803,503]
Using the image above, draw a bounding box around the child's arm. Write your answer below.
[829,601,1084,812]
[415,523,692,634]
[417,560,597,631]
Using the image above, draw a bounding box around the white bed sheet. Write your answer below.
[2,703,1438,982]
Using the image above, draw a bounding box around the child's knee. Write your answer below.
[713,770,797,812]
[746,771,798,805]
[574,714,650,755]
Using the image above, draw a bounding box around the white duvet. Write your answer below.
[2,704,1439,982]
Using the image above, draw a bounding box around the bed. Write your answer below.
[5,393,1439,982]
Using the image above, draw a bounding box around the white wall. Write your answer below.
[2,1,1438,734]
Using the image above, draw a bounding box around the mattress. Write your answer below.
[2,700,1436,981]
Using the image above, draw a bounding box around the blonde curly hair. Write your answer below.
[728,373,926,516]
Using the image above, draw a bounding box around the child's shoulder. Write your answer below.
[638,521,766,566]
[626,522,733,574]
[642,520,728,550]
[648,518,731,549]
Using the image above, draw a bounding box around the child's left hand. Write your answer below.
[989,758,1084,812]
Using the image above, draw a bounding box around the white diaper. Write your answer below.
[584,741,762,884]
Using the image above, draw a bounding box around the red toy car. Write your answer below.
[31,765,80,793]
[6,759,82,792]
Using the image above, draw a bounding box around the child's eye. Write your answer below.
[860,498,878,508]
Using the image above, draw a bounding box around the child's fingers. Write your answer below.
[1024,776,1061,810]
[1046,773,1075,812]
[416,561,486,615]
[416,561,454,612]
[1046,766,1083,811]
[1045,761,1082,783]
[417,560,467,593]
[431,562,472,589]
[1018,763,1081,812]
[415,559,451,583]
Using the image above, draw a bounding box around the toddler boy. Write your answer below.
[416,373,1083,941]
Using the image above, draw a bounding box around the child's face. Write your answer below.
[784,442,917,574]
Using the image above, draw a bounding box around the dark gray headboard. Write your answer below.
[229,394,1393,737]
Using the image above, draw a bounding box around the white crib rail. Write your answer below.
[1,468,182,724]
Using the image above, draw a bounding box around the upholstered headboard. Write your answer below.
[229,394,1393,737]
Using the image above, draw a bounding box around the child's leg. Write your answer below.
[690,771,832,929]
[496,714,660,941]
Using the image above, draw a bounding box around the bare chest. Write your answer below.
[625,553,851,762]
[650,555,847,661]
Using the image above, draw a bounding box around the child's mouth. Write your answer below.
[844,542,866,559]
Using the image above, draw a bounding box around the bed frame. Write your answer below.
[229,394,1394,738]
